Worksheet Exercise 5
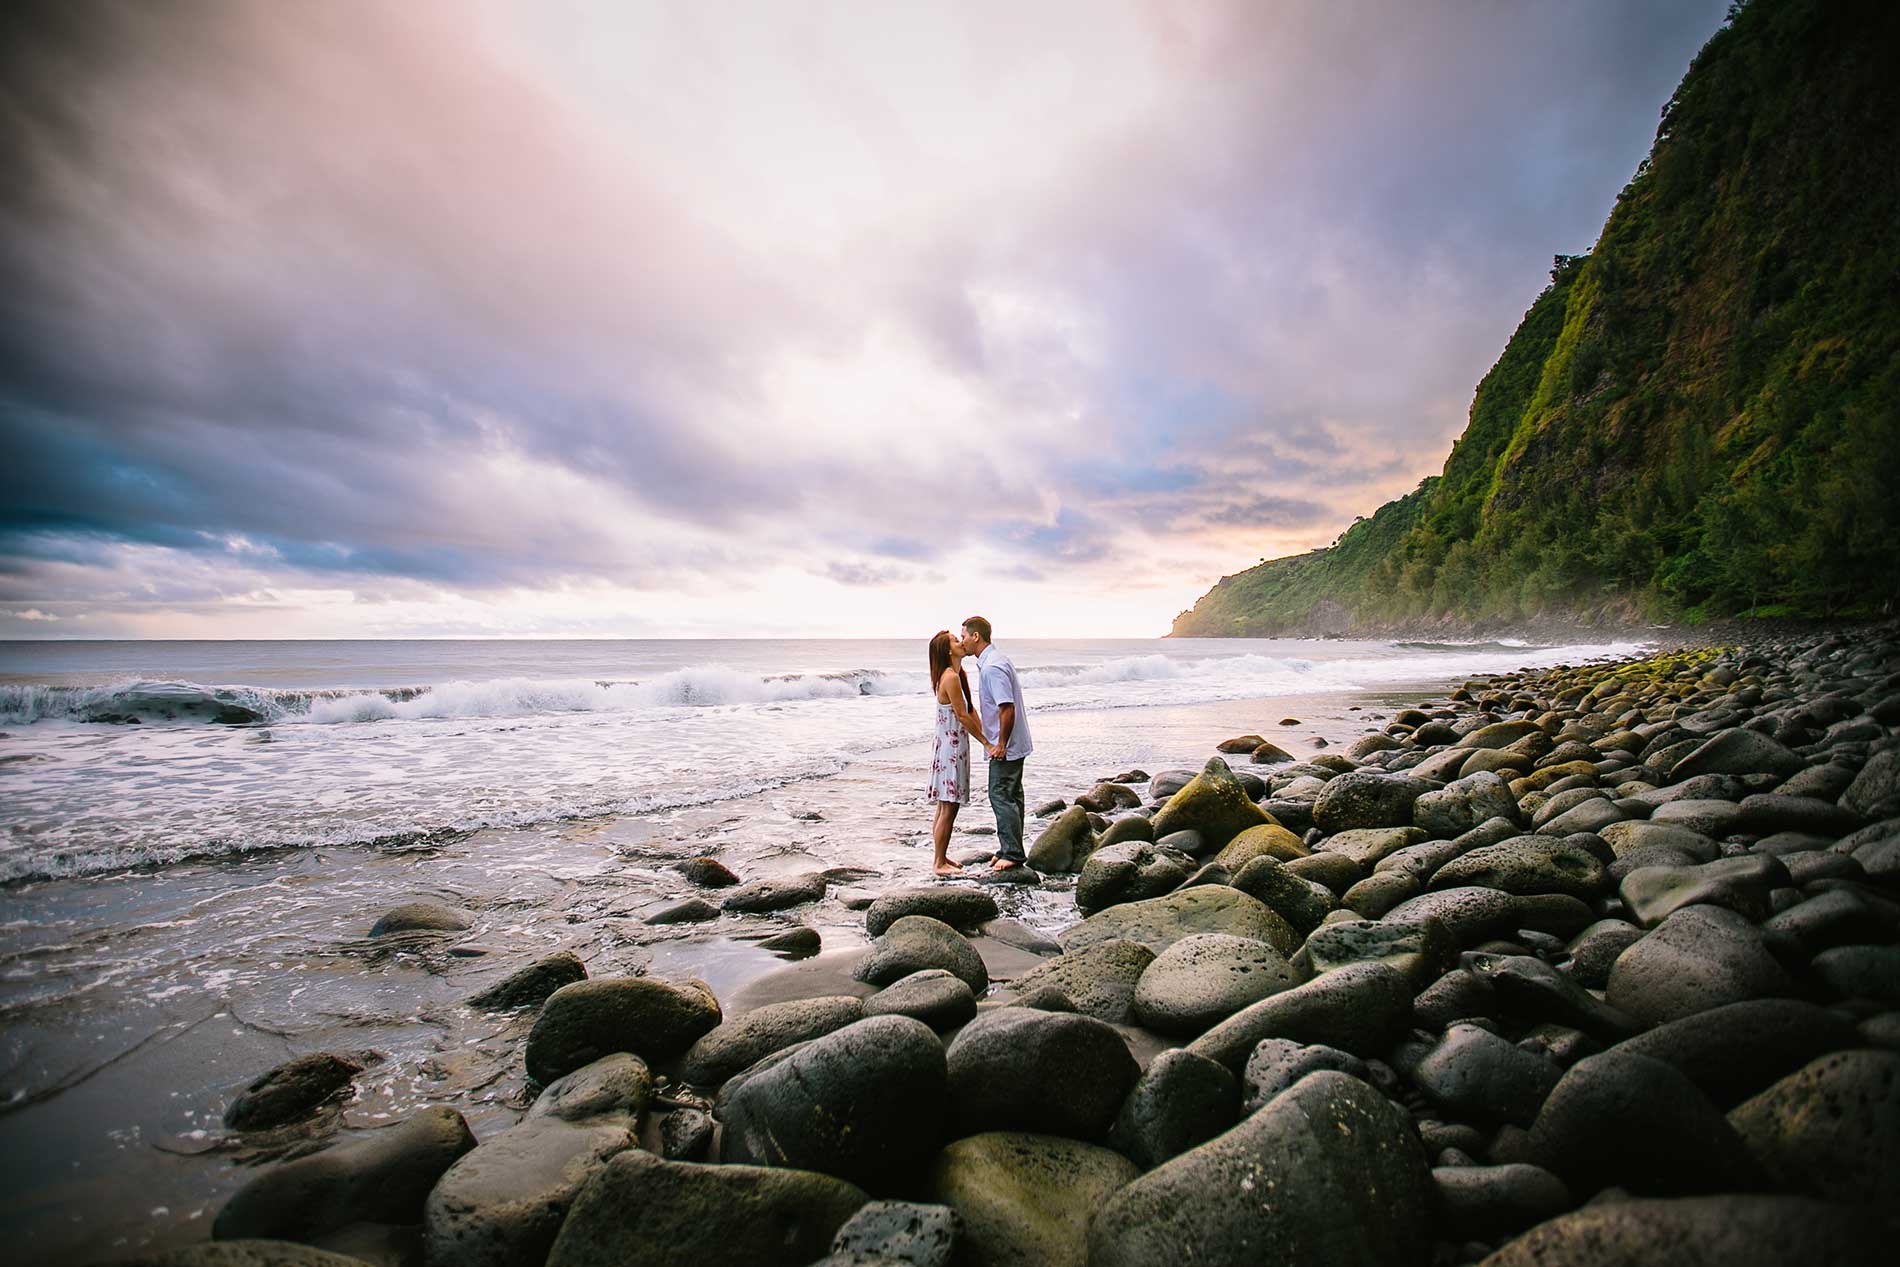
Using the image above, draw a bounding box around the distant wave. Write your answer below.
[0,669,919,727]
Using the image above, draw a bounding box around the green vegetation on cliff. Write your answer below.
[1175,0,1900,637]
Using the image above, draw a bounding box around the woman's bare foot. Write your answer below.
[933,860,964,876]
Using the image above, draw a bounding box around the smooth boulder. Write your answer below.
[525,976,721,1085]
[1130,933,1299,1036]
[1088,1071,1433,1267]
[927,1133,1137,1267]
[945,1008,1138,1140]
[1059,884,1296,957]
[678,996,863,1087]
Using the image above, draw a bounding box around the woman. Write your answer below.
[926,629,989,876]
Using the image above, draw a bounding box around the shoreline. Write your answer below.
[14,626,1899,1264]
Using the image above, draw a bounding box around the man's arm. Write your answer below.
[988,702,1014,760]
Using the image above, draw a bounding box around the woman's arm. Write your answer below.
[941,669,988,742]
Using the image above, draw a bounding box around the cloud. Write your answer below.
[0,0,1731,636]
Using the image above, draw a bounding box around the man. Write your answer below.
[960,615,1033,871]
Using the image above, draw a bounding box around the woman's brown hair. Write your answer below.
[929,630,972,709]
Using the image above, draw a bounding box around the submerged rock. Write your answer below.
[213,1106,476,1242]
[525,976,721,1085]
[467,951,588,1010]
[369,902,469,937]
[224,1052,367,1131]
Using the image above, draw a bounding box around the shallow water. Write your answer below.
[0,636,1643,1260]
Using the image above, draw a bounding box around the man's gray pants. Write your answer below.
[989,757,1027,863]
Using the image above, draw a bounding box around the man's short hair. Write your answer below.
[961,615,992,643]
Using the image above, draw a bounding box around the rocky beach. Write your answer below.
[77,623,1900,1267]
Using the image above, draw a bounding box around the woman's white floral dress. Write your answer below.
[928,701,971,804]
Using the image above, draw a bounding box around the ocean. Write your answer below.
[0,635,1642,1258]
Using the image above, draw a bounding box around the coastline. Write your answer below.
[7,626,1897,1264]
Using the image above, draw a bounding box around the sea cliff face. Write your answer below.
[1175,0,1900,639]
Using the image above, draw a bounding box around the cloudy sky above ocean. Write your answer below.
[0,0,1726,637]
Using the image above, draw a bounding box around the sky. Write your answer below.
[0,0,1731,639]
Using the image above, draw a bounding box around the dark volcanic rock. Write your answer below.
[865,887,1000,937]
[945,1008,1138,1140]
[644,898,720,926]
[1616,998,1860,1107]
[467,951,588,1010]
[1075,841,1194,914]
[1007,940,1152,1024]
[1432,1163,1572,1241]
[1669,728,1806,782]
[120,1244,380,1266]
[1298,916,1457,990]
[1130,932,1299,1036]
[1240,1038,1368,1113]
[213,1106,477,1242]
[528,1053,653,1124]
[1462,952,1639,1040]
[1527,1049,1761,1197]
[1058,884,1296,956]
[224,1052,366,1131]
[1413,772,1520,839]
[1187,961,1414,1069]
[1605,905,1796,1026]
[1107,1048,1239,1169]
[861,968,977,1030]
[369,902,469,936]
[1478,1195,1890,1267]
[1429,835,1607,901]
[1728,1049,1900,1203]
[677,856,740,886]
[525,976,721,1085]
[1229,855,1335,934]
[827,1200,960,1267]
[1313,771,1433,832]
[717,1015,947,1186]
[659,1108,714,1161]
[422,1117,634,1267]
[1618,854,1786,926]
[1412,1022,1562,1126]
[1087,1072,1433,1267]
[722,871,828,913]
[679,995,864,1087]
[1027,805,1094,872]
[545,1151,866,1267]
[855,915,988,994]
[927,1132,1137,1267]
[1563,919,1646,989]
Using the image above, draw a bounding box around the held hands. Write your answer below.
[986,740,1006,760]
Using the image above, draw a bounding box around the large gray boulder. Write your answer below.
[1605,905,1796,1026]
[1843,749,1900,819]
[861,969,977,1030]
[1186,961,1414,1069]
[1614,998,1859,1107]
[1729,1050,1900,1203]
[1229,855,1334,934]
[525,977,721,1085]
[528,1053,653,1124]
[1058,885,1296,957]
[1107,1049,1239,1169]
[1006,940,1153,1024]
[1412,772,1519,838]
[864,887,999,937]
[1313,772,1433,832]
[213,1107,476,1242]
[1130,933,1300,1036]
[1670,728,1806,783]
[1478,1195,1890,1267]
[1618,854,1786,926]
[945,1008,1138,1139]
[1075,841,1194,914]
[1087,1071,1433,1267]
[545,1151,866,1267]
[679,996,864,1087]
[825,1201,960,1267]
[423,1118,633,1267]
[1027,806,1094,872]
[855,915,988,994]
[1297,917,1456,991]
[927,1132,1137,1267]
[1411,1022,1561,1126]
[1428,835,1607,901]
[716,1015,947,1186]
[1240,1039,1367,1113]
[1528,1049,1761,1197]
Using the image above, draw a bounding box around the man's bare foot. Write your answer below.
[990,857,1022,870]
[933,861,964,876]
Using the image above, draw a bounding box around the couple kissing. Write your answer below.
[925,616,1033,877]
